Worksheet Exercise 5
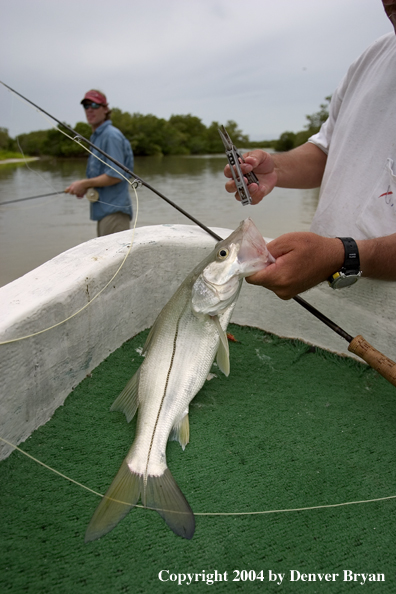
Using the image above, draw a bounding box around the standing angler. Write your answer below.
[65,90,134,236]
[85,218,274,541]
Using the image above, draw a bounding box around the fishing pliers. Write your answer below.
[218,125,259,206]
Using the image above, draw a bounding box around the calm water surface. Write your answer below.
[0,155,319,287]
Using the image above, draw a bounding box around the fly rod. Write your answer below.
[293,295,396,386]
[1,191,64,206]
[0,81,222,242]
[2,190,102,206]
[3,81,396,386]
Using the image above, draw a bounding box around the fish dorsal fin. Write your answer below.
[110,370,140,422]
[169,410,190,450]
[212,315,230,376]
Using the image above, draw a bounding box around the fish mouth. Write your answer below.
[236,218,275,276]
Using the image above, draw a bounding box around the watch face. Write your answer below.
[331,274,360,289]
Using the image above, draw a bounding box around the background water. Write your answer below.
[0,155,319,287]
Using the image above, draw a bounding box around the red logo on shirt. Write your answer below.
[379,186,393,207]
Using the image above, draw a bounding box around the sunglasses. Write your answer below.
[83,102,103,110]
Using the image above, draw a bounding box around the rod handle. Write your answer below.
[348,335,396,387]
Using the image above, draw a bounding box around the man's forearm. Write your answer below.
[65,174,122,198]
[272,142,328,189]
[358,234,396,281]
[88,174,122,188]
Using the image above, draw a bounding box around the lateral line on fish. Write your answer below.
[143,311,183,504]
[2,436,396,517]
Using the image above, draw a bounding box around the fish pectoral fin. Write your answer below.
[110,370,140,422]
[142,319,159,355]
[146,469,195,540]
[169,410,190,450]
[212,315,230,377]
[85,460,142,543]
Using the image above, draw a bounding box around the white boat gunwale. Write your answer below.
[1,224,395,460]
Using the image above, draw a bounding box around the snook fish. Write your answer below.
[85,218,274,542]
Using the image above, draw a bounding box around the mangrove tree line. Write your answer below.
[0,97,330,158]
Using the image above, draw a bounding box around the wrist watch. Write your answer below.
[328,237,362,289]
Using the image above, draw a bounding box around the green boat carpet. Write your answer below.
[1,324,395,593]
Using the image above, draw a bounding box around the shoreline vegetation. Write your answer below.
[0,98,330,161]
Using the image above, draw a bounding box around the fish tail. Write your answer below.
[85,462,195,541]
[85,460,141,543]
[145,468,195,540]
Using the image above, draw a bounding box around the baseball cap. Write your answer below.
[81,90,108,106]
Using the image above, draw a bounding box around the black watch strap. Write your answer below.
[337,237,360,273]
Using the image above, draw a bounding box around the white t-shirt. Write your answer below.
[309,32,396,240]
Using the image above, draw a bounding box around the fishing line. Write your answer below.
[13,134,66,202]
[1,436,395,517]
[0,104,142,345]
[0,179,139,345]
[2,136,67,208]
[1,89,138,214]
[0,140,63,211]
[0,185,138,345]
[0,81,368,348]
[0,188,138,211]
[1,81,221,241]
[0,84,218,344]
[2,86,396,522]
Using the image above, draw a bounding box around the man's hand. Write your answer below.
[224,150,277,204]
[65,174,121,199]
[65,180,90,198]
[246,233,345,300]
[224,142,327,204]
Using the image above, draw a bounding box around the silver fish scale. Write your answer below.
[85,218,273,542]
[126,281,235,478]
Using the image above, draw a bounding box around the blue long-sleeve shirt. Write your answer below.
[86,120,134,221]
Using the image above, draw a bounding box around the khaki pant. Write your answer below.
[97,212,130,237]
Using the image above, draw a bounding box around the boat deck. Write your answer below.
[1,324,395,593]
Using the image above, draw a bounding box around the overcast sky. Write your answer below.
[0,0,392,141]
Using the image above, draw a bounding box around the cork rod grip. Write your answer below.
[348,335,396,387]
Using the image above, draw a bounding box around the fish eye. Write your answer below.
[217,248,229,260]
